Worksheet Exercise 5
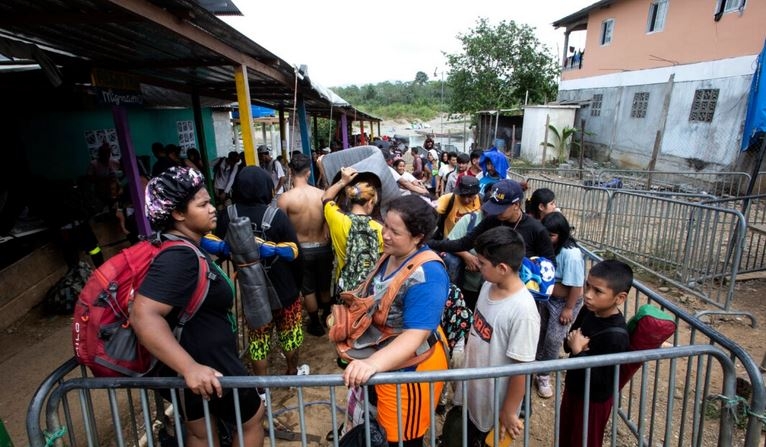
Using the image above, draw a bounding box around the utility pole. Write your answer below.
[435,67,444,136]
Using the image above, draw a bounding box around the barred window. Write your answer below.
[591,94,603,117]
[631,92,650,118]
[689,89,719,122]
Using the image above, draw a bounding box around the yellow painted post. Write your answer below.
[234,65,258,166]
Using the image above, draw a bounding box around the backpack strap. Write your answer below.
[374,250,444,325]
[344,250,445,369]
[261,205,279,233]
[467,212,479,232]
[160,234,214,332]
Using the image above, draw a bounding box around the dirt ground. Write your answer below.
[3,274,766,446]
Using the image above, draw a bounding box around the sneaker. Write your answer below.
[296,364,310,376]
[536,375,553,399]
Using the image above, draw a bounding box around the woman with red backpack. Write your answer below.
[131,167,264,447]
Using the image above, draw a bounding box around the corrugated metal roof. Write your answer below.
[0,0,377,121]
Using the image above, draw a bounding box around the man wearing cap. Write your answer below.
[257,145,286,195]
[429,179,555,265]
[435,175,481,239]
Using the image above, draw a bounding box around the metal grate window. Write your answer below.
[631,92,650,118]
[591,94,603,117]
[689,89,719,122]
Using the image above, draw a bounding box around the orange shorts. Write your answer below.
[375,328,448,442]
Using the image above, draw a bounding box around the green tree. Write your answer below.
[414,71,429,85]
[362,84,378,102]
[445,18,559,113]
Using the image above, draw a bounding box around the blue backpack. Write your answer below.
[519,256,556,301]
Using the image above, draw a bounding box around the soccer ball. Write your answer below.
[537,258,556,283]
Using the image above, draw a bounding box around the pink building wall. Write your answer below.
[562,0,766,80]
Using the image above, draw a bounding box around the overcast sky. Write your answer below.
[222,0,595,88]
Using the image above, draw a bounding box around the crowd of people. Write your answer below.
[94,137,635,447]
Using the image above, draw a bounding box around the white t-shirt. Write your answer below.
[461,282,540,432]
[438,164,454,184]
[271,161,286,194]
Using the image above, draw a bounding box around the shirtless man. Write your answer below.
[277,153,332,336]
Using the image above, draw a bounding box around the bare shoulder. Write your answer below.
[279,184,324,210]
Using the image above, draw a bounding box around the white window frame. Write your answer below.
[647,0,669,33]
[719,0,745,13]
[600,19,614,46]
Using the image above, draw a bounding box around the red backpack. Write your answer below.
[72,235,211,377]
[594,304,677,389]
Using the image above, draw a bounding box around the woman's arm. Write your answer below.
[399,178,430,196]
[321,163,356,202]
[341,328,431,388]
[430,215,494,252]
[130,295,223,400]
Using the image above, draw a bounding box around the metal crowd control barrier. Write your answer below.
[701,194,766,276]
[509,167,750,198]
[596,170,751,198]
[521,177,753,324]
[510,167,598,184]
[27,249,765,447]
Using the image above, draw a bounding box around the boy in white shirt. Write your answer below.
[459,226,541,445]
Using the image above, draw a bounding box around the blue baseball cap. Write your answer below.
[481,179,524,216]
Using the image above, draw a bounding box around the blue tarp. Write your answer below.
[741,39,766,151]
[231,105,275,120]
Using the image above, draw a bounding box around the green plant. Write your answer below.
[540,124,580,164]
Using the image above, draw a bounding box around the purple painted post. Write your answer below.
[341,113,349,149]
[112,106,152,236]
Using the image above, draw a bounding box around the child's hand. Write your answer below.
[499,414,524,440]
[567,328,590,355]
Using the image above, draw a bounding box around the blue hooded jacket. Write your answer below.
[478,147,508,196]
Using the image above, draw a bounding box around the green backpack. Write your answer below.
[336,214,380,295]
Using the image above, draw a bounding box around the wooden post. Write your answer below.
[579,118,586,179]
[647,74,675,188]
[511,124,516,161]
[542,114,550,167]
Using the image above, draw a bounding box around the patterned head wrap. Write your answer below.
[145,166,205,229]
